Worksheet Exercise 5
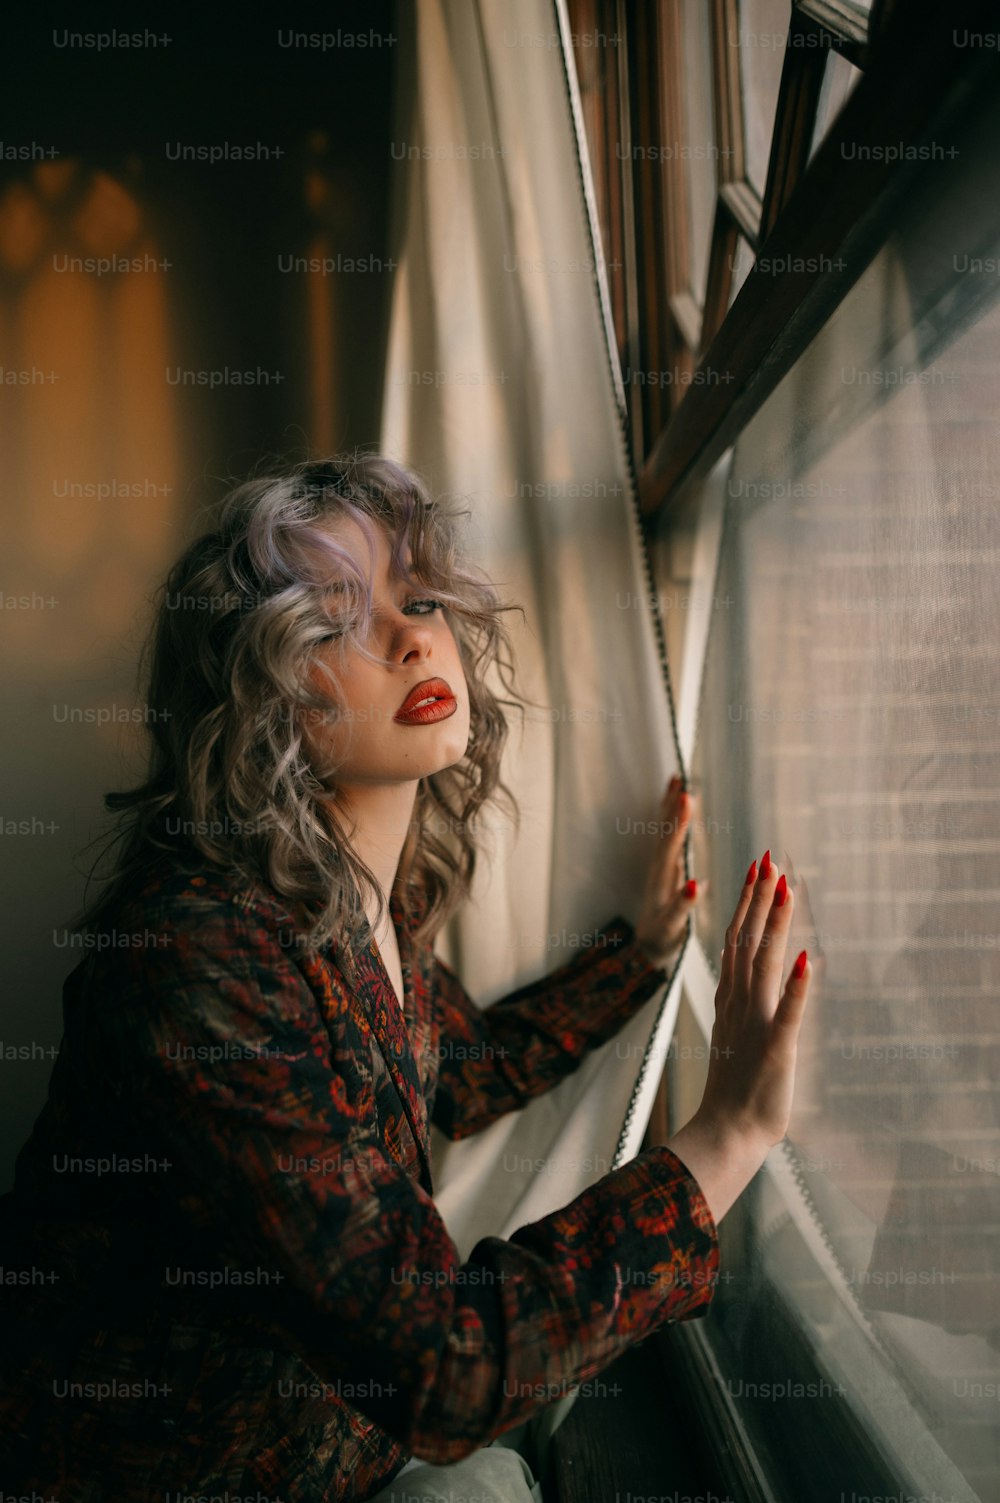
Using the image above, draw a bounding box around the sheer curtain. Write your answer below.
[684,125,1000,1501]
[379,0,685,1259]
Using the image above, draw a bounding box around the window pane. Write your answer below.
[727,233,756,309]
[735,0,789,195]
[681,0,717,308]
[810,48,863,160]
[688,148,1000,1498]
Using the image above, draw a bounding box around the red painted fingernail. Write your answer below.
[744,859,757,886]
[684,878,697,900]
[774,873,788,907]
[759,849,771,879]
[792,948,808,979]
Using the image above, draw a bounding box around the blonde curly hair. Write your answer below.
[77,452,525,964]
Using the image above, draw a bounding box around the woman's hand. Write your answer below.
[634,774,705,971]
[666,850,811,1224]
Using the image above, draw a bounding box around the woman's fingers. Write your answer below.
[649,775,695,905]
[750,878,795,1020]
[775,949,810,1034]
[653,887,699,956]
[635,775,711,967]
[701,856,812,1153]
[720,858,758,996]
[735,851,780,994]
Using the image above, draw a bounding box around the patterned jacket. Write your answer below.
[0,853,719,1501]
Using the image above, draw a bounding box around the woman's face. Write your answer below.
[302,515,471,787]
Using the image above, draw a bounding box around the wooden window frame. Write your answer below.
[566,0,998,528]
[640,0,999,521]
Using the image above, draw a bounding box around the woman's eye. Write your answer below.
[316,599,441,641]
[316,618,354,642]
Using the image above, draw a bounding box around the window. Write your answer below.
[685,172,1000,1503]
[565,0,1000,1495]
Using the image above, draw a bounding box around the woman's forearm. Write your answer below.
[666,1111,772,1226]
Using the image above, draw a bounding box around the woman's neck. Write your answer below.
[331,779,420,937]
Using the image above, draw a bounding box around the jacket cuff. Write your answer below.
[603,913,674,981]
[646,1143,721,1323]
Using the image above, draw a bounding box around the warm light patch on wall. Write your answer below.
[306,229,337,454]
[0,159,180,672]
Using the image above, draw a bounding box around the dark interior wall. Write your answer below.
[1,8,401,463]
[0,8,400,1188]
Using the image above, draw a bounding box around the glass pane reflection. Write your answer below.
[681,0,717,308]
[735,0,789,195]
[810,48,863,161]
[689,193,1000,1503]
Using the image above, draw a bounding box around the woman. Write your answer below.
[0,454,809,1503]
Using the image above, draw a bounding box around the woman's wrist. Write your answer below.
[665,1109,773,1226]
[634,932,683,974]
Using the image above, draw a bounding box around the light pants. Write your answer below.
[364,1395,575,1503]
[364,1444,541,1503]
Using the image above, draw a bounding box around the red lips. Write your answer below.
[394,677,456,721]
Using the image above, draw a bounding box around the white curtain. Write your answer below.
[380,0,684,1260]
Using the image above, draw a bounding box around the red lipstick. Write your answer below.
[394,677,457,725]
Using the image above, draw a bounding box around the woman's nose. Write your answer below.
[393,617,434,661]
